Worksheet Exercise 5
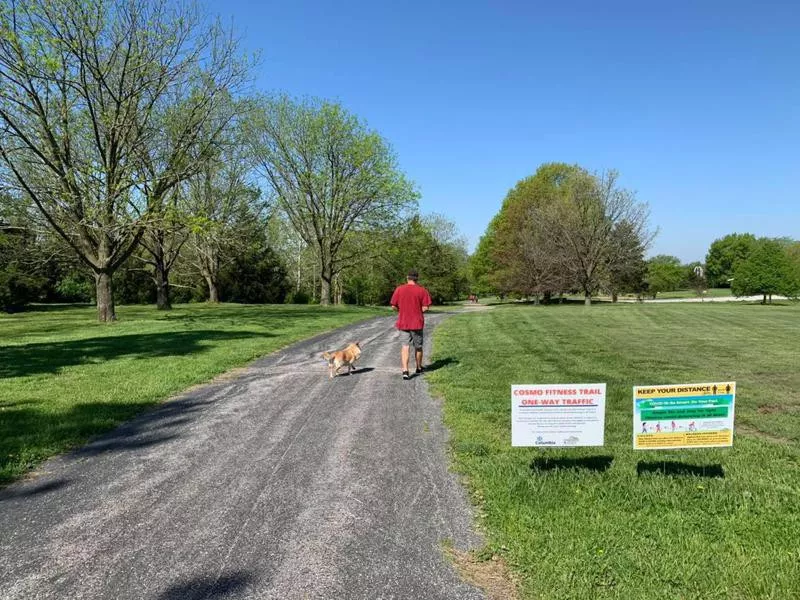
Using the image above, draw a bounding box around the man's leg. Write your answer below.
[401,344,410,373]
[415,348,423,371]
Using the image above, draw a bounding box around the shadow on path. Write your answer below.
[156,571,255,600]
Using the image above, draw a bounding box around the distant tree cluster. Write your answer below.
[642,234,799,302]
[706,234,799,303]
[471,163,652,304]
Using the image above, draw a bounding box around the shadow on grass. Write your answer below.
[531,455,614,473]
[636,461,725,478]
[0,330,267,379]
[1,391,220,485]
[424,357,460,372]
[156,571,255,599]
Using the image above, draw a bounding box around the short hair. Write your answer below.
[407,269,419,281]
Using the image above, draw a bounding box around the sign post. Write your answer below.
[512,384,606,447]
[633,382,736,450]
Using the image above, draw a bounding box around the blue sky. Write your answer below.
[207,0,799,262]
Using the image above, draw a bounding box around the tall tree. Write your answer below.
[645,255,684,298]
[731,238,798,303]
[251,96,418,305]
[705,233,757,288]
[489,163,579,301]
[548,169,651,305]
[184,159,263,303]
[605,220,648,301]
[0,0,247,320]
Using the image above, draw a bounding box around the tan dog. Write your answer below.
[322,342,362,379]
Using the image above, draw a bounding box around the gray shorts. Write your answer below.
[399,329,424,349]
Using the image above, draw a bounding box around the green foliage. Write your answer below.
[54,276,93,303]
[645,255,684,297]
[731,237,799,301]
[705,233,757,287]
[219,246,290,304]
[482,163,650,303]
[468,220,499,296]
[341,214,468,305]
[0,223,46,311]
[786,241,800,296]
[252,95,418,304]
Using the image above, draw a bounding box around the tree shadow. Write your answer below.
[423,357,459,372]
[531,455,614,473]
[636,461,725,478]
[156,571,255,599]
[0,478,70,501]
[0,330,267,379]
[1,393,219,484]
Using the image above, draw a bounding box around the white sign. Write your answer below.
[511,384,606,447]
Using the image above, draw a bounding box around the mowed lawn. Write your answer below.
[428,302,800,600]
[0,303,384,484]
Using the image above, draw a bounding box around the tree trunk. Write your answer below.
[533,295,540,306]
[584,291,592,306]
[95,272,116,322]
[612,291,619,303]
[155,265,171,310]
[762,293,767,305]
[205,275,219,303]
[319,276,331,305]
[319,259,332,306]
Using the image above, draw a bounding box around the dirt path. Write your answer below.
[0,315,485,600]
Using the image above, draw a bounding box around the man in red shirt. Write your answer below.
[390,269,433,380]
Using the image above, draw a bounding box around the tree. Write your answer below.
[251,96,418,305]
[546,169,652,305]
[684,262,708,298]
[469,221,499,296]
[785,241,800,298]
[645,255,685,298]
[0,0,248,321]
[184,159,264,302]
[731,238,798,303]
[488,163,580,301]
[605,220,648,301]
[705,233,757,288]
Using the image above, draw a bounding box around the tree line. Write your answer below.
[649,234,800,303]
[472,163,799,304]
[0,0,467,318]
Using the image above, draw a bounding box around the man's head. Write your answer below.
[407,269,419,282]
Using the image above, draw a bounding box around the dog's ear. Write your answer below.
[355,341,361,348]
[321,351,331,360]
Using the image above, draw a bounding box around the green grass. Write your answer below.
[0,303,385,484]
[428,302,800,600]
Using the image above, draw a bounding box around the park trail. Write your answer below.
[0,313,486,600]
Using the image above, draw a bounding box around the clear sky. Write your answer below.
[207,0,799,262]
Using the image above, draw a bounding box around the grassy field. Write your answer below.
[428,302,800,600]
[0,303,384,484]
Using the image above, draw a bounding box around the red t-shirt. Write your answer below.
[390,283,432,331]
